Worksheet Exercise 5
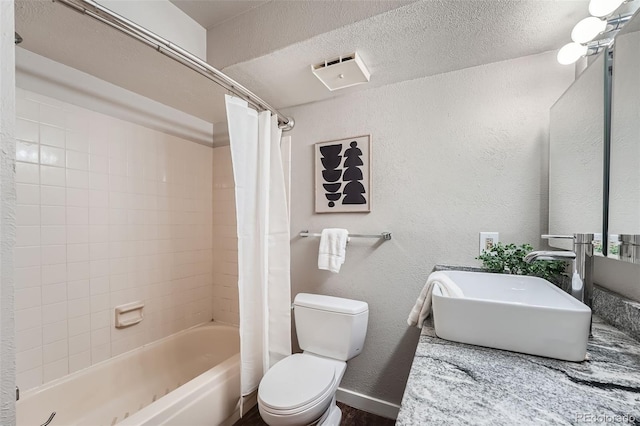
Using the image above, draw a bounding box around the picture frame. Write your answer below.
[315,135,371,213]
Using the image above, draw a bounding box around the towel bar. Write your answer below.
[299,230,392,240]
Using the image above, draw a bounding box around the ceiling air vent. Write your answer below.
[311,52,370,91]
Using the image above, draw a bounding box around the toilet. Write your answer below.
[257,293,369,426]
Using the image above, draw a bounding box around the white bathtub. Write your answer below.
[17,322,241,426]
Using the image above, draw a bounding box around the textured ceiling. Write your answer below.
[169,0,270,29]
[15,0,590,126]
[223,0,590,110]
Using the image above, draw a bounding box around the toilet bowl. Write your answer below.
[257,293,369,426]
[258,354,346,426]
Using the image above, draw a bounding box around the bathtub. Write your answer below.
[17,322,241,426]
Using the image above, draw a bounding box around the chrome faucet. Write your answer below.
[524,234,594,309]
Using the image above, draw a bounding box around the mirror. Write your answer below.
[609,10,640,264]
[548,53,606,253]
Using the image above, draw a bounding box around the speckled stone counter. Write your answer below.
[397,266,640,425]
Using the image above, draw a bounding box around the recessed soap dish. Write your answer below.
[115,301,144,328]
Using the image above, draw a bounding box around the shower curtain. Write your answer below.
[225,95,292,400]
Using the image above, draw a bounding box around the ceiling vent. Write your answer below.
[311,52,370,91]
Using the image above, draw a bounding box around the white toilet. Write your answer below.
[257,293,369,426]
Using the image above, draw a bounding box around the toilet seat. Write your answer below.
[259,354,337,413]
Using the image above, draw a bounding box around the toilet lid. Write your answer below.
[258,354,336,411]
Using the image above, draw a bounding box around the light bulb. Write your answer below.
[572,17,607,43]
[557,42,588,65]
[589,0,625,17]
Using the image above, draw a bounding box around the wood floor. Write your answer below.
[233,402,396,426]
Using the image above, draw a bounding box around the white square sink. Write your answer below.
[431,270,591,362]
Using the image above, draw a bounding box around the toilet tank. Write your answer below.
[293,293,369,361]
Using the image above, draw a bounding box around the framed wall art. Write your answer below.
[315,135,371,213]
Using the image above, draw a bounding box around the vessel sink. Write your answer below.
[431,270,591,362]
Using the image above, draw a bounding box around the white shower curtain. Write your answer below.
[225,95,292,399]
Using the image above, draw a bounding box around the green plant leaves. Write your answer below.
[476,242,567,285]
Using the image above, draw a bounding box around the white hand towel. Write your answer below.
[318,228,349,273]
[407,272,464,328]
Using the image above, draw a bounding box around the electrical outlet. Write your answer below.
[479,232,499,254]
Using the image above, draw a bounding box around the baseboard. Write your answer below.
[335,387,400,420]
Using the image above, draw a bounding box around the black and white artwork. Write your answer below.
[315,135,371,213]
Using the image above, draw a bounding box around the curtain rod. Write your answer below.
[53,0,295,131]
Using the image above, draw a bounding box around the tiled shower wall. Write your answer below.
[211,146,239,326]
[14,89,214,391]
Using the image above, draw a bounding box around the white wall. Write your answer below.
[98,0,207,60]
[14,89,214,391]
[211,146,239,325]
[1,0,17,422]
[282,50,575,405]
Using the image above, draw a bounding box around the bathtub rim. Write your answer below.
[17,320,239,400]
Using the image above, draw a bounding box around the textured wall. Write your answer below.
[610,29,640,235]
[282,50,575,405]
[211,146,239,325]
[1,0,17,422]
[14,89,214,391]
[549,53,604,241]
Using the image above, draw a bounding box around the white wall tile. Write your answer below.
[41,226,66,245]
[16,97,39,121]
[17,367,43,391]
[67,207,88,225]
[42,282,67,305]
[68,315,91,337]
[15,267,41,289]
[69,351,91,373]
[66,131,89,153]
[42,302,67,324]
[41,264,66,286]
[66,188,89,207]
[16,287,41,311]
[16,205,40,226]
[39,104,66,128]
[89,173,109,191]
[16,184,40,205]
[66,151,89,171]
[43,358,68,383]
[16,327,42,353]
[41,245,67,266]
[68,333,90,355]
[15,89,215,388]
[40,145,65,167]
[16,306,42,332]
[67,225,89,244]
[67,262,90,281]
[41,185,66,206]
[41,206,66,226]
[17,347,42,373]
[41,165,66,187]
[66,169,89,189]
[67,298,90,319]
[16,119,39,143]
[43,321,68,345]
[16,162,40,184]
[40,124,65,148]
[16,226,41,247]
[15,246,41,268]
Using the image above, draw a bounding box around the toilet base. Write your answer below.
[319,402,342,426]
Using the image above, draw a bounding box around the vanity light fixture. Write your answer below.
[571,14,633,44]
[571,17,607,43]
[589,0,626,17]
[557,39,612,65]
[558,0,636,65]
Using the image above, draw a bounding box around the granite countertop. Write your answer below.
[397,267,640,425]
